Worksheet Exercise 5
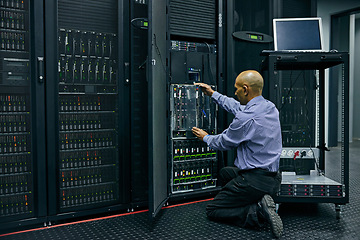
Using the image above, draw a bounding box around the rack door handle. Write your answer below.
[37,57,44,83]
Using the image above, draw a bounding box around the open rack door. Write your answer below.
[148,0,168,219]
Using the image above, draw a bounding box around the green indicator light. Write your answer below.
[250,35,258,40]
[144,22,148,27]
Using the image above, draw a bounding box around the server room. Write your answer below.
[1,0,360,239]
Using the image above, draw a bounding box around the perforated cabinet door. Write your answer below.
[147,0,168,219]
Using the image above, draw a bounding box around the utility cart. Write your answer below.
[261,51,349,219]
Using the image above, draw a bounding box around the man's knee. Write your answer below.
[206,203,216,219]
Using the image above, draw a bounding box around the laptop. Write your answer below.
[273,17,325,52]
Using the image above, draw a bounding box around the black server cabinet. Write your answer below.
[166,0,221,201]
[169,48,218,196]
[225,0,316,100]
[45,0,129,221]
[149,0,223,218]
[129,0,149,207]
[0,0,47,232]
[224,0,276,165]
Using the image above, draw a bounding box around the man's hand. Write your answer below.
[192,127,209,141]
[194,83,214,96]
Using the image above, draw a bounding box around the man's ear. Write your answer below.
[243,85,249,96]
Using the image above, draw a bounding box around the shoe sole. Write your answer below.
[261,195,283,238]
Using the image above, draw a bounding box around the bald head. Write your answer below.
[234,70,264,105]
[236,70,263,94]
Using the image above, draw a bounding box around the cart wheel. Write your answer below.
[335,204,341,220]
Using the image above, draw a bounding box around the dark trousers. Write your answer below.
[206,167,280,228]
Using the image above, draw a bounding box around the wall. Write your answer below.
[317,0,360,50]
[317,0,360,143]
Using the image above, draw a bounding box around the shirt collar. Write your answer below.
[244,95,264,111]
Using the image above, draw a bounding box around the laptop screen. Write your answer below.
[273,17,324,51]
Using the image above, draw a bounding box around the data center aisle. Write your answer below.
[1,140,360,240]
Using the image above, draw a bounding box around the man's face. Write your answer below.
[234,80,246,105]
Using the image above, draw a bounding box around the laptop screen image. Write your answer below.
[273,17,324,52]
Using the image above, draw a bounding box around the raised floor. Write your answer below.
[1,140,359,239]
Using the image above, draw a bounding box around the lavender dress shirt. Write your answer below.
[203,91,282,172]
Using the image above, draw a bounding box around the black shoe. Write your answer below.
[259,195,283,238]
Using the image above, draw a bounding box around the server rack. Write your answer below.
[167,0,221,200]
[0,0,33,217]
[129,0,149,207]
[0,0,47,232]
[170,83,218,194]
[45,0,129,222]
[148,0,224,218]
[1,0,150,232]
[261,51,349,218]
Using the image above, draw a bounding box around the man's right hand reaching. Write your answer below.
[194,83,214,97]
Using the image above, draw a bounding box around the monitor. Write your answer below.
[273,17,324,51]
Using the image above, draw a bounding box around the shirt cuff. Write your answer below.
[203,134,210,143]
[211,91,221,100]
